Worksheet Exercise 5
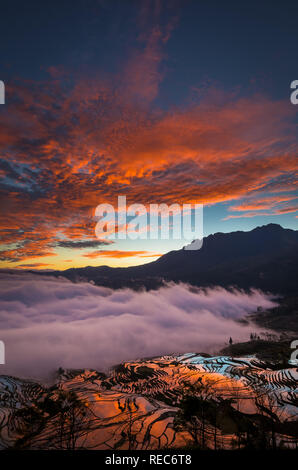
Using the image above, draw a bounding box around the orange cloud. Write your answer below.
[228,195,297,212]
[16,262,54,269]
[0,29,297,267]
[275,206,298,214]
[82,250,162,259]
[224,203,298,220]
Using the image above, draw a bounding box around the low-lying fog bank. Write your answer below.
[0,272,277,379]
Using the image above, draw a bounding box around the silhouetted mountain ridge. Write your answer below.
[49,224,298,293]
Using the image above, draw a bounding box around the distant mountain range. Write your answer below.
[47,224,298,294]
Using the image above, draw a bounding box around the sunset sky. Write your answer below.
[0,0,297,270]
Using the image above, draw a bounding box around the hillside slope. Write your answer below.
[49,224,298,293]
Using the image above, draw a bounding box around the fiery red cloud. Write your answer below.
[0,15,297,266]
[82,250,162,259]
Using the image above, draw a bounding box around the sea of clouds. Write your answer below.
[0,272,277,379]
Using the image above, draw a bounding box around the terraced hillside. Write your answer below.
[0,354,297,450]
